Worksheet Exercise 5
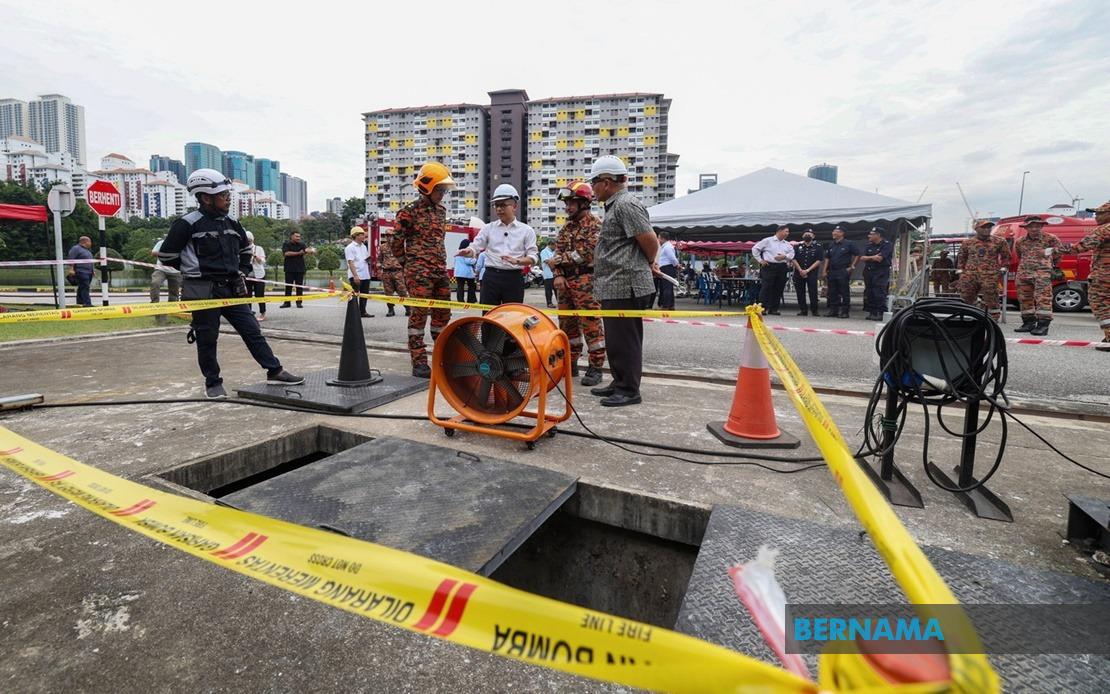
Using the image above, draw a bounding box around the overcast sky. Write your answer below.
[3,0,1105,231]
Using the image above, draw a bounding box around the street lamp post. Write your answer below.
[1018,171,1031,215]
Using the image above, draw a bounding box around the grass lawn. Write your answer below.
[0,305,189,342]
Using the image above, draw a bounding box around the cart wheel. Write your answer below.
[444,428,455,438]
[526,441,536,451]
[547,427,557,438]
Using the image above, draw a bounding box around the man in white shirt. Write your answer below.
[752,226,795,315]
[150,237,183,325]
[246,231,268,321]
[458,184,538,306]
[655,230,679,310]
[344,227,374,318]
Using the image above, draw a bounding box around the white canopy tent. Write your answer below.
[647,167,931,243]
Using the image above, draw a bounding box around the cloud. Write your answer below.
[3,0,1107,229]
[962,150,996,163]
[1021,141,1092,157]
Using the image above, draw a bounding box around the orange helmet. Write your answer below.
[413,162,456,196]
[557,180,594,204]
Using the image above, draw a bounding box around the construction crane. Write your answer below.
[956,182,977,229]
[1056,179,1083,211]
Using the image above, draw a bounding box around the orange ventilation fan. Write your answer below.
[429,304,573,449]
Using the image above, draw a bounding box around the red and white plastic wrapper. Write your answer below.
[728,546,812,680]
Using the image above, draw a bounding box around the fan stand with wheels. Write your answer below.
[429,304,573,449]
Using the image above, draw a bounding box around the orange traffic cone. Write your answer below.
[328,278,336,292]
[707,317,800,449]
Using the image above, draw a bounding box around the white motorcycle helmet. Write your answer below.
[187,168,232,198]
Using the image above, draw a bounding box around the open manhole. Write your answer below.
[155,425,371,498]
[152,425,710,628]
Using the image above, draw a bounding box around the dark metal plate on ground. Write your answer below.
[236,368,426,414]
[676,505,1110,692]
[220,437,577,575]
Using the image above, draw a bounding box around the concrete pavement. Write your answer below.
[52,286,1096,409]
[0,328,1108,691]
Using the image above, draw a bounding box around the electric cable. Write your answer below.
[857,297,1010,493]
[521,327,826,473]
[18,394,827,471]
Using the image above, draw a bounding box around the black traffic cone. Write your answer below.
[326,296,383,387]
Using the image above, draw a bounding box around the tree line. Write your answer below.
[0,181,357,277]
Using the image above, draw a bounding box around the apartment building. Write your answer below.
[524,92,677,235]
[230,180,289,220]
[0,99,30,140]
[280,173,308,220]
[25,94,87,166]
[361,90,678,234]
[91,153,187,220]
[150,155,186,184]
[1,135,78,191]
[362,103,488,222]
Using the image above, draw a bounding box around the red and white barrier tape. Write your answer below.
[3,258,1103,348]
[644,317,1102,349]
[0,257,335,297]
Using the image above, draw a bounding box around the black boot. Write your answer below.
[1013,317,1036,333]
[1029,319,1050,336]
[581,366,603,387]
[386,303,396,317]
[404,306,411,316]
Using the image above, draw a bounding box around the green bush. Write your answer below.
[317,246,341,277]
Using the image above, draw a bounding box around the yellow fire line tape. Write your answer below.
[0,428,812,693]
[0,292,338,324]
[345,284,750,319]
[744,306,999,693]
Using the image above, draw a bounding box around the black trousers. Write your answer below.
[794,271,819,312]
[656,265,677,309]
[826,271,851,313]
[283,271,305,305]
[863,268,891,315]
[251,275,266,314]
[353,278,371,314]
[75,275,92,306]
[480,267,525,306]
[543,277,555,305]
[188,280,281,387]
[758,264,788,312]
[601,292,654,397]
[456,277,476,303]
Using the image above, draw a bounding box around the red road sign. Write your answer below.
[86,180,122,217]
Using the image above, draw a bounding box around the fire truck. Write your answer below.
[992,213,1096,312]
[929,213,1096,312]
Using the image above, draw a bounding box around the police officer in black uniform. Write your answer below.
[792,229,825,316]
[860,226,894,321]
[159,168,303,399]
[822,225,859,318]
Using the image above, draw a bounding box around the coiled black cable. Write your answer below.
[858,297,1009,493]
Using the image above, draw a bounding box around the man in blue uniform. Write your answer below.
[822,225,858,318]
[860,226,894,321]
[792,230,825,316]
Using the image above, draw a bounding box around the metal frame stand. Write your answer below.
[857,386,924,508]
[925,399,1013,522]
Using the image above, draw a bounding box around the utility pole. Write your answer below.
[1018,171,1031,215]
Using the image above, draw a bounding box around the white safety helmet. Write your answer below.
[491,183,519,202]
[187,168,232,197]
[587,155,629,181]
[245,230,254,242]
